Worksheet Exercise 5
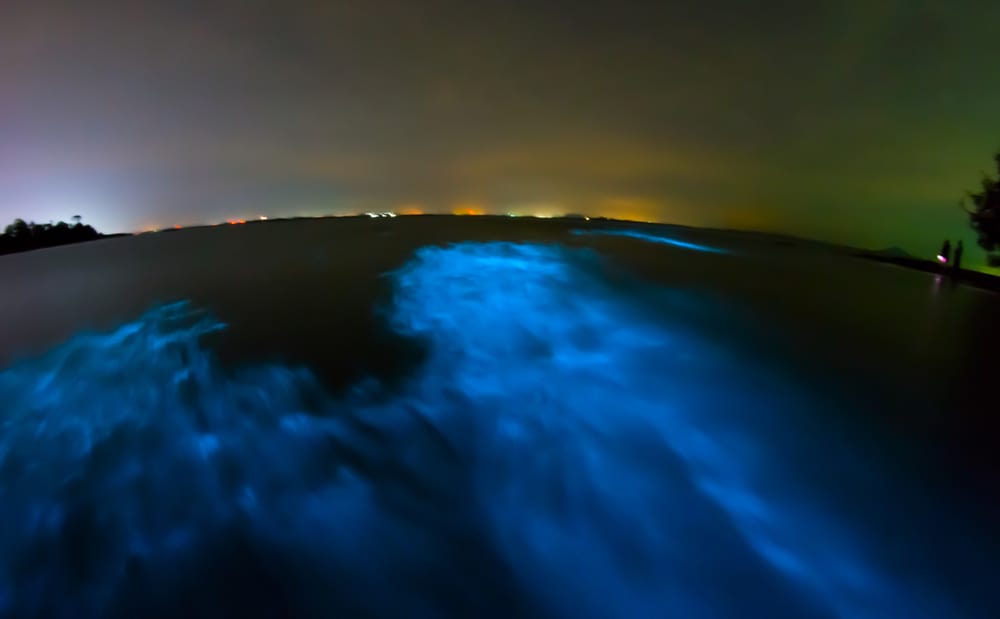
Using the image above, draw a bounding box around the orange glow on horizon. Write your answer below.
[398,205,424,215]
[452,204,486,216]
[593,197,661,224]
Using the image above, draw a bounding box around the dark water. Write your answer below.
[0,217,997,618]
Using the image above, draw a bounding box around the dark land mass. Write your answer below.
[857,251,1000,294]
[0,219,126,257]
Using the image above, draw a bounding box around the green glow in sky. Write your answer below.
[2,1,999,267]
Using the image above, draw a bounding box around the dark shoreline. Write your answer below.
[856,252,1000,294]
[0,233,129,257]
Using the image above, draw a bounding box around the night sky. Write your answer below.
[3,1,999,264]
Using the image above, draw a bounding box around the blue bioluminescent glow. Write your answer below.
[571,228,730,253]
[0,243,973,617]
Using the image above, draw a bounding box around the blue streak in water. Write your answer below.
[0,243,963,618]
[571,228,730,253]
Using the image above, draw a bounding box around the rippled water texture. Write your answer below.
[0,242,969,618]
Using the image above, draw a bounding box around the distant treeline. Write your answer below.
[1,217,103,256]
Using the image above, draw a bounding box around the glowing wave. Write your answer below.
[0,243,960,618]
[571,228,729,253]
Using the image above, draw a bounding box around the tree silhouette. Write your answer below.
[4,219,31,239]
[964,151,1000,266]
[0,217,103,256]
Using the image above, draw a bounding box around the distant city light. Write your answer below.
[452,205,485,216]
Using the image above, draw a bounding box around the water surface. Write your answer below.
[0,217,996,617]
